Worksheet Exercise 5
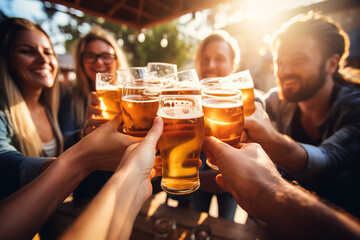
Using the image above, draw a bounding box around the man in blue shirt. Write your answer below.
[245,12,360,217]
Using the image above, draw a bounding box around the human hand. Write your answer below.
[115,116,163,198]
[63,115,142,174]
[82,92,109,137]
[203,137,285,218]
[244,102,276,145]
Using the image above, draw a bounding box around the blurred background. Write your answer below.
[1,0,359,93]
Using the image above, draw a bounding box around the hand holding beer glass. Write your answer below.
[226,70,256,116]
[157,94,205,194]
[95,73,122,120]
[201,81,244,170]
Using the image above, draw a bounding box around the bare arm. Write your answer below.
[244,102,307,173]
[0,115,141,240]
[61,116,163,240]
[203,138,360,239]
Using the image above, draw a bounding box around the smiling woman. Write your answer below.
[0,17,62,198]
[57,26,130,200]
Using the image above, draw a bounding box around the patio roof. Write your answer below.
[43,0,236,30]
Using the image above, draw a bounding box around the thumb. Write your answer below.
[106,114,122,131]
[202,137,233,164]
[142,116,163,146]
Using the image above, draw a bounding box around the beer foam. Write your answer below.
[122,95,159,103]
[157,107,203,119]
[96,85,119,91]
[202,98,243,108]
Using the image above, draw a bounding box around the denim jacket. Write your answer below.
[0,107,61,200]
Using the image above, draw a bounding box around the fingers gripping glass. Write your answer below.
[82,52,116,64]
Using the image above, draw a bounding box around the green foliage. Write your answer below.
[41,3,197,69]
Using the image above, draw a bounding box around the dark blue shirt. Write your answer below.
[265,84,360,217]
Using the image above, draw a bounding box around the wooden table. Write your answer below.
[131,195,270,240]
[41,195,271,240]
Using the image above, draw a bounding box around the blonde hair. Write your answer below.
[194,30,240,79]
[0,18,62,157]
[72,27,129,127]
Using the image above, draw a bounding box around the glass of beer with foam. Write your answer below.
[201,82,244,170]
[161,69,202,96]
[226,70,255,116]
[121,81,161,137]
[95,73,122,120]
[157,94,205,194]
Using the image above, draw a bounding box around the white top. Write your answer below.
[42,138,57,157]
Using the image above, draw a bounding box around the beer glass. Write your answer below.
[202,83,244,170]
[117,67,149,81]
[95,73,122,120]
[121,81,161,137]
[147,62,177,78]
[226,70,256,116]
[161,69,201,95]
[157,94,205,195]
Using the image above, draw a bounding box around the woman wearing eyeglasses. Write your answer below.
[58,27,129,199]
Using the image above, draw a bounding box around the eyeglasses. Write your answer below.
[82,52,116,65]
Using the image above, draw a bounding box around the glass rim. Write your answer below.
[201,87,242,99]
[147,62,177,67]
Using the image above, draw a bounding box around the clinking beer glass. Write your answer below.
[201,83,244,170]
[95,73,122,120]
[226,70,256,116]
[157,94,205,195]
[121,81,161,137]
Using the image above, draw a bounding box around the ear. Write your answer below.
[325,54,340,75]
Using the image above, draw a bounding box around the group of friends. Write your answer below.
[0,10,359,240]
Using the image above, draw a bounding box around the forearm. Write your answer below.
[62,164,149,240]
[0,155,88,240]
[260,131,308,174]
[255,181,360,239]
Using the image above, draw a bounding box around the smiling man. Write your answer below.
[244,12,360,218]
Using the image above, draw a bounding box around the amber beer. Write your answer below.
[158,96,204,195]
[226,70,256,116]
[121,95,159,137]
[239,86,255,116]
[97,86,121,120]
[202,98,244,146]
[161,89,201,95]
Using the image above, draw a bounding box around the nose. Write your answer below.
[36,51,50,63]
[276,62,292,77]
[94,56,105,65]
[207,58,216,69]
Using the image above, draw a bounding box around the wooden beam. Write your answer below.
[122,4,157,21]
[136,0,144,25]
[75,0,81,5]
[147,0,171,11]
[42,0,142,29]
[108,0,128,17]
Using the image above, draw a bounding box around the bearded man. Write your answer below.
[245,12,360,218]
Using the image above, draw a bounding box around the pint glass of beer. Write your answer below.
[201,84,244,170]
[95,73,122,120]
[121,81,161,137]
[161,69,201,95]
[226,70,255,116]
[157,94,205,195]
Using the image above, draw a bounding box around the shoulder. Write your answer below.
[336,85,360,107]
